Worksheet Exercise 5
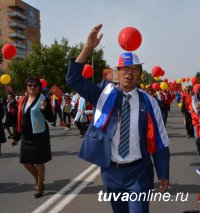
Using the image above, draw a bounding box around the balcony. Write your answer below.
[13,42,26,49]
[8,32,26,40]
[9,5,25,11]
[8,11,26,20]
[9,22,26,29]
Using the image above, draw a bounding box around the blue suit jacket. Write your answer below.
[66,60,170,183]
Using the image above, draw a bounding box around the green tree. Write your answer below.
[8,40,108,94]
[66,43,108,84]
[140,70,154,86]
[196,72,200,83]
[9,39,71,94]
[89,47,108,84]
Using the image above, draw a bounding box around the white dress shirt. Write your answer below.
[111,88,142,163]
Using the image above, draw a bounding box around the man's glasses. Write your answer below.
[118,66,141,73]
[27,83,39,88]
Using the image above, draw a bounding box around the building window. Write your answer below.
[17,48,26,55]
[26,5,37,27]
[16,40,22,44]
[17,29,23,34]
[0,29,2,36]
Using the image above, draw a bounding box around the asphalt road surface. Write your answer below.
[0,103,200,213]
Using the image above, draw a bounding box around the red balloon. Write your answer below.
[160,69,165,76]
[185,77,190,82]
[40,79,47,88]
[191,77,198,85]
[163,78,168,83]
[2,44,17,60]
[151,66,162,77]
[193,84,200,94]
[82,64,94,78]
[118,27,142,51]
[152,83,160,91]
[182,78,185,82]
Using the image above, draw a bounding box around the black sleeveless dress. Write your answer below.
[19,95,54,164]
[0,102,6,144]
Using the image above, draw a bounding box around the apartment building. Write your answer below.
[0,0,40,60]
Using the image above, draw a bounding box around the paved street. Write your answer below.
[0,103,200,213]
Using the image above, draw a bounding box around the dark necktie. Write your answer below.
[118,94,131,158]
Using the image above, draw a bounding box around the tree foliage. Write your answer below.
[8,39,70,94]
[195,72,200,83]
[8,39,108,94]
[85,47,108,84]
[140,70,154,86]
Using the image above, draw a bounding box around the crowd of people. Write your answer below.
[0,24,200,212]
[0,67,199,203]
[0,91,93,146]
[143,85,200,177]
[49,91,93,137]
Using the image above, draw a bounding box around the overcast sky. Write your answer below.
[24,0,200,81]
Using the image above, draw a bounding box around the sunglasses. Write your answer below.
[27,83,39,88]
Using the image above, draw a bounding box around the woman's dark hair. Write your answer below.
[25,76,42,90]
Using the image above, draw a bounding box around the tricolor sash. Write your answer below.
[93,85,169,153]
[94,83,118,129]
[139,89,170,153]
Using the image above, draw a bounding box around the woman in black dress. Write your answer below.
[13,76,54,198]
[4,94,17,139]
[0,100,6,155]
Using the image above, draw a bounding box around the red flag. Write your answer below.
[50,85,63,99]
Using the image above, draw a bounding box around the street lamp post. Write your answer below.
[91,45,105,83]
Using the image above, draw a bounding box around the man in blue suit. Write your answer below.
[66,24,170,213]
